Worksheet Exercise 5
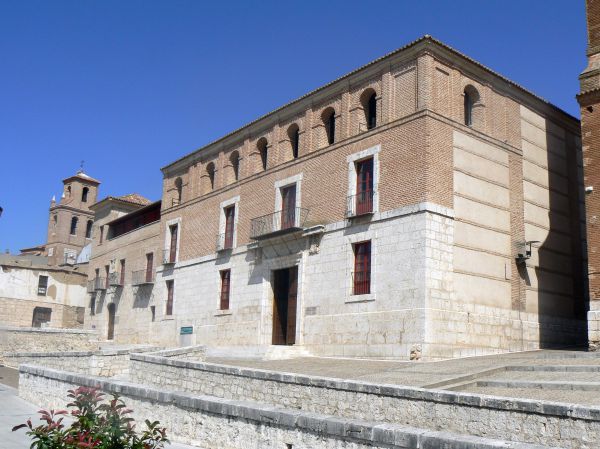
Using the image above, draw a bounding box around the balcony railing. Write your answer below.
[94,277,107,291]
[108,272,123,287]
[216,232,234,251]
[163,249,176,265]
[132,269,154,286]
[346,190,375,218]
[86,280,95,293]
[352,271,371,295]
[250,207,309,240]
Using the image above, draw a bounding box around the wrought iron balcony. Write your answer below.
[108,272,123,287]
[250,207,309,240]
[216,232,234,251]
[346,190,375,218]
[351,271,371,295]
[132,269,154,286]
[163,249,176,265]
[94,277,107,291]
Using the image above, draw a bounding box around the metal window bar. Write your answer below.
[94,277,107,291]
[132,269,154,286]
[249,207,309,239]
[346,190,375,217]
[352,271,371,295]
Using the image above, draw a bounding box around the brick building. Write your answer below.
[85,195,161,341]
[87,36,586,360]
[579,0,600,350]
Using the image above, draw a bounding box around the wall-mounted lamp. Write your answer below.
[516,240,540,264]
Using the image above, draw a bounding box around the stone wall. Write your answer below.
[0,326,98,360]
[0,297,84,329]
[19,364,558,449]
[127,354,600,449]
[143,345,206,360]
[3,349,130,376]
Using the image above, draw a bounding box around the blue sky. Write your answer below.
[0,0,586,253]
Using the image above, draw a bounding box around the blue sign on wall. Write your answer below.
[180,326,193,335]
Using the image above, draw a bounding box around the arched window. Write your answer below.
[66,185,72,197]
[70,217,78,235]
[206,162,216,190]
[174,177,183,204]
[230,151,240,181]
[53,215,57,227]
[81,187,89,202]
[85,220,93,239]
[463,85,480,127]
[288,124,300,159]
[322,108,336,145]
[361,89,377,130]
[257,138,268,171]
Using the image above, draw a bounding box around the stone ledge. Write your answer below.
[4,349,132,358]
[18,364,556,449]
[141,345,206,358]
[0,326,97,334]
[128,354,600,421]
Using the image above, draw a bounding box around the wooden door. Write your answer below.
[169,225,178,262]
[281,185,296,230]
[286,266,298,345]
[107,303,116,340]
[272,267,298,345]
[356,158,373,215]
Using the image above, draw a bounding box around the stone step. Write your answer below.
[475,379,600,391]
[262,345,311,360]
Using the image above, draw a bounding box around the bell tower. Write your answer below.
[45,170,100,266]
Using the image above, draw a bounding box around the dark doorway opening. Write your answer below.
[32,307,52,328]
[272,266,298,345]
[107,303,116,340]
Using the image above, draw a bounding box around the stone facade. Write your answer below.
[0,255,87,328]
[19,362,600,448]
[579,0,600,350]
[85,36,585,359]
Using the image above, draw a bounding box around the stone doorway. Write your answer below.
[272,266,298,345]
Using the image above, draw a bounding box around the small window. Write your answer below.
[119,259,125,286]
[463,85,480,127]
[53,215,57,227]
[90,295,96,316]
[99,226,104,244]
[70,217,78,235]
[288,124,300,159]
[322,108,336,145]
[361,89,377,130]
[145,252,154,283]
[230,151,240,181]
[224,206,235,249]
[258,138,268,171]
[37,275,49,296]
[206,162,216,190]
[220,269,231,310]
[66,185,72,197]
[353,241,371,295]
[168,224,178,263]
[82,187,89,202]
[150,305,156,322]
[174,177,183,205]
[166,280,174,315]
[105,265,110,289]
[85,220,93,239]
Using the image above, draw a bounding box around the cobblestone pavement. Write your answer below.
[206,349,600,405]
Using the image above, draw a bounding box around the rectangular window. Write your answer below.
[355,158,374,215]
[37,275,48,296]
[119,259,125,285]
[150,305,156,322]
[353,241,371,295]
[169,224,178,263]
[90,296,96,316]
[166,280,174,316]
[220,269,231,310]
[281,184,296,230]
[99,226,104,244]
[105,265,110,289]
[145,252,154,282]
[224,206,235,249]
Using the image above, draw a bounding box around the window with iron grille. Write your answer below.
[224,206,235,249]
[166,280,174,316]
[37,275,48,296]
[353,241,371,295]
[355,158,374,215]
[220,269,231,310]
